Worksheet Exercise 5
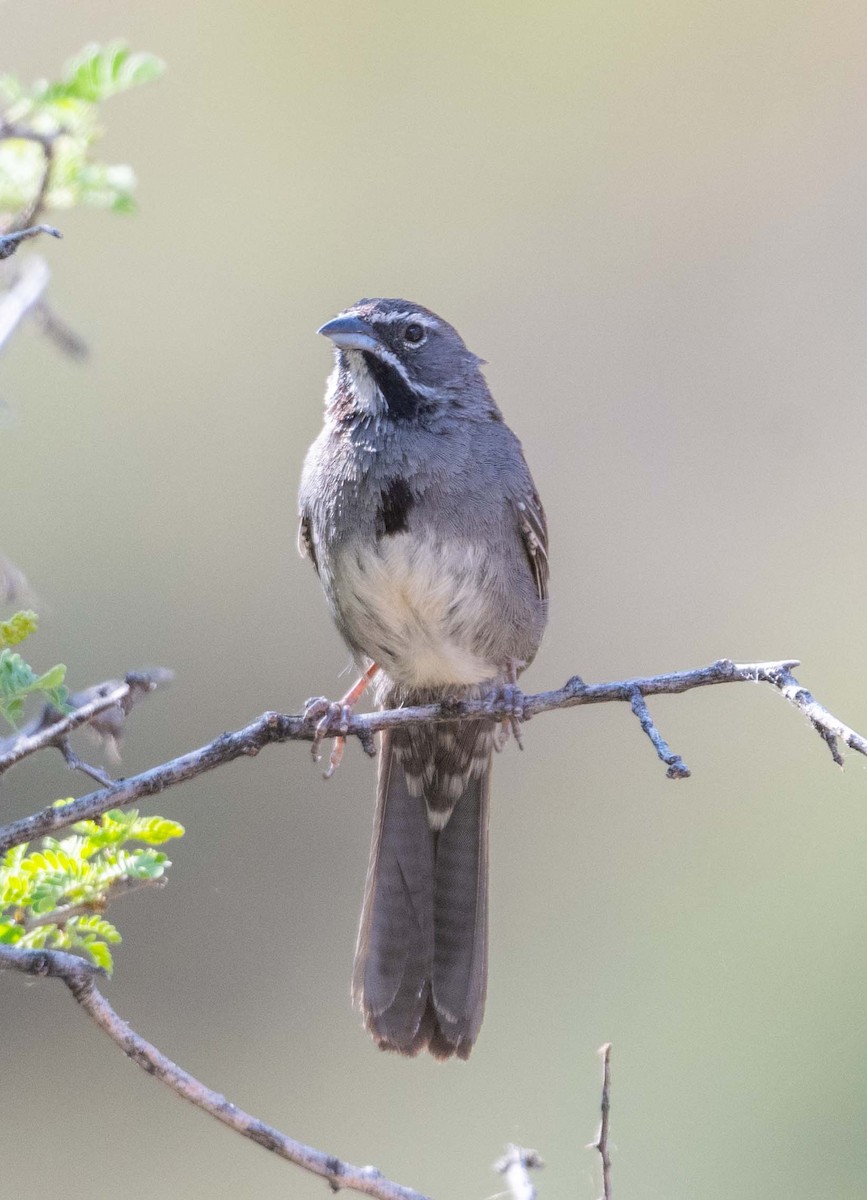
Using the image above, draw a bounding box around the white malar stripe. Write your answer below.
[365,344,442,400]
[343,351,386,414]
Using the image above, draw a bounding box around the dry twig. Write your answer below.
[0,122,56,233]
[3,656,864,1196]
[1,657,863,858]
[0,253,51,351]
[0,944,429,1200]
[587,1043,612,1200]
[0,223,61,259]
[0,669,172,781]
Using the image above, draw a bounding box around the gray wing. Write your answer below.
[514,487,549,603]
[297,510,318,574]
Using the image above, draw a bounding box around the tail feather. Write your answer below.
[431,771,489,1055]
[352,721,491,1059]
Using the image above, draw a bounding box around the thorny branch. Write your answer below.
[1,656,864,858]
[0,944,430,1200]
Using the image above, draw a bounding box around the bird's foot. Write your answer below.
[489,682,527,752]
[303,663,380,779]
[303,698,354,777]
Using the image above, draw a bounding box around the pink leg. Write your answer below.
[315,662,380,779]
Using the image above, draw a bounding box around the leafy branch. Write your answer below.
[0,610,68,725]
[0,807,182,971]
[0,627,180,974]
[0,42,163,351]
[0,42,165,224]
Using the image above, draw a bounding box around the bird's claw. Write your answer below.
[303,666,379,780]
[490,683,526,752]
[303,697,351,775]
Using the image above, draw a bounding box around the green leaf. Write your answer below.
[43,43,166,104]
[84,940,113,973]
[0,649,68,725]
[122,849,169,880]
[31,663,67,692]
[72,914,121,942]
[73,809,184,849]
[0,42,164,224]
[130,815,185,845]
[0,655,69,727]
[0,800,178,973]
[0,611,38,650]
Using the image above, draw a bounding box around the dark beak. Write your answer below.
[317,315,379,353]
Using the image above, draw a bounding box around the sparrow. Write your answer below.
[299,298,548,1058]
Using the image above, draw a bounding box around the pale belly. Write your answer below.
[332,534,499,689]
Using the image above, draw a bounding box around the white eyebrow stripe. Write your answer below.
[369,311,438,328]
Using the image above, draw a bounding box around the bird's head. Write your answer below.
[318,298,485,419]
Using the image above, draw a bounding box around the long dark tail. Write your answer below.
[352,719,492,1059]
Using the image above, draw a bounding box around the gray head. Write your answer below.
[318,298,486,420]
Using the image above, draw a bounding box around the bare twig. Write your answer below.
[0,942,106,982]
[0,681,128,773]
[0,223,61,259]
[494,1144,543,1200]
[628,688,690,778]
[0,657,861,858]
[0,124,57,232]
[0,669,171,778]
[0,253,51,350]
[0,944,430,1200]
[587,1043,612,1200]
[30,298,88,358]
[56,739,114,787]
[0,123,83,357]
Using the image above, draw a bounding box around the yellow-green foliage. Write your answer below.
[0,42,165,217]
[0,611,67,725]
[0,808,184,972]
[0,610,38,649]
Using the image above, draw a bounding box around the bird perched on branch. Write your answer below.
[299,298,548,1058]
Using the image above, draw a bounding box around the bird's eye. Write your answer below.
[403,323,426,345]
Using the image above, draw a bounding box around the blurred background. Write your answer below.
[3,1,867,1196]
